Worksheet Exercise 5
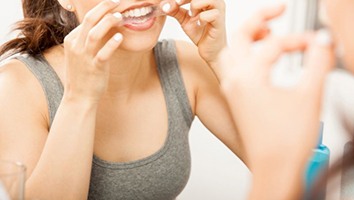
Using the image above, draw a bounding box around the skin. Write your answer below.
[0,0,246,199]
[325,0,354,73]
[218,0,354,199]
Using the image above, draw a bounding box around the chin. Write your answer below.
[119,34,160,52]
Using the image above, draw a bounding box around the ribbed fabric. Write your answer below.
[14,40,194,200]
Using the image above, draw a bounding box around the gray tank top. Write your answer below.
[14,40,194,200]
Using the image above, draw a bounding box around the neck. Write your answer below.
[105,49,156,98]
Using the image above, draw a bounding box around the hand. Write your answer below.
[63,0,123,104]
[160,0,226,68]
[219,4,335,172]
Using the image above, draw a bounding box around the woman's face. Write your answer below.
[72,0,166,52]
[325,0,354,73]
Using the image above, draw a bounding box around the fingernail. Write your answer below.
[111,0,120,3]
[188,10,193,17]
[162,3,171,13]
[113,12,122,20]
[315,29,333,46]
[114,33,122,42]
[175,0,182,5]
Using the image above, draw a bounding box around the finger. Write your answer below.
[95,33,123,64]
[64,25,81,42]
[190,0,225,17]
[161,1,191,26]
[85,12,123,55]
[199,9,223,28]
[228,25,270,61]
[63,25,82,49]
[77,0,120,46]
[228,4,285,60]
[253,34,311,74]
[235,3,286,47]
[301,29,335,89]
[161,0,191,6]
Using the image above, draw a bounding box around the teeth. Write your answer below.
[122,6,153,18]
[142,7,147,15]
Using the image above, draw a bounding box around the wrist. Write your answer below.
[62,92,100,110]
[249,149,310,200]
[205,43,228,81]
[250,162,305,200]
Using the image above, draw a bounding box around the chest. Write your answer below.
[93,88,169,163]
[89,115,192,200]
[88,83,194,200]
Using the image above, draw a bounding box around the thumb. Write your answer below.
[301,29,335,89]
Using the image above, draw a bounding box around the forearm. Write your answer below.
[26,97,98,200]
[246,149,309,200]
[249,166,304,200]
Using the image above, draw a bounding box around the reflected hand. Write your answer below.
[219,4,335,172]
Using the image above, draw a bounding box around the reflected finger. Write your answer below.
[238,3,285,43]
[254,34,311,73]
[302,29,335,89]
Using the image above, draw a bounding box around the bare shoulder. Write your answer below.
[0,58,49,127]
[0,58,49,175]
[0,59,29,83]
[175,40,206,70]
[0,58,39,95]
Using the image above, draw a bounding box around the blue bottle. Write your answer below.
[304,122,330,200]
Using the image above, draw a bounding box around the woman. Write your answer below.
[218,1,353,199]
[0,0,246,199]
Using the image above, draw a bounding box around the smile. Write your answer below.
[120,5,160,31]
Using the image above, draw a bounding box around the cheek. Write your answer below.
[325,0,354,73]
[324,0,340,31]
[342,41,354,74]
[341,4,354,73]
[73,0,101,22]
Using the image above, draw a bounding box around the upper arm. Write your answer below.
[175,41,248,165]
[0,59,49,178]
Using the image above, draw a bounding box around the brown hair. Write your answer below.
[0,0,79,57]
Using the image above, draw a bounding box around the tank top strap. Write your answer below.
[10,40,193,127]
[154,40,194,126]
[13,54,64,127]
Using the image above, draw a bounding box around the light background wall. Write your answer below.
[2,0,354,200]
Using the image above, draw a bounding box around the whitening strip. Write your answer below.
[118,4,166,26]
